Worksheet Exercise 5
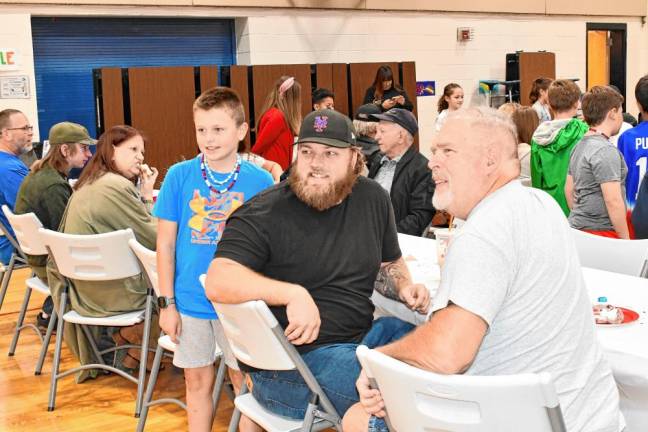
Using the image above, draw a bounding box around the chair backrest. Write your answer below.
[128,238,159,296]
[39,227,141,281]
[2,205,47,256]
[356,345,566,432]
[571,228,648,277]
[203,275,296,371]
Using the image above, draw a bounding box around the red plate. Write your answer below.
[594,306,640,326]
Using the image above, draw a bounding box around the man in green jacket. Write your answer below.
[531,79,588,216]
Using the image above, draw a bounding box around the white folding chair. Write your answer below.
[206,275,342,432]
[356,345,566,432]
[129,239,230,432]
[39,227,153,417]
[1,205,57,374]
[571,228,648,277]
[0,214,28,313]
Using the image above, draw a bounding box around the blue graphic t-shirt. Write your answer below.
[617,121,648,208]
[0,151,28,264]
[153,155,274,319]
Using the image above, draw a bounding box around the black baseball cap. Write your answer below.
[354,103,381,121]
[370,108,419,136]
[296,109,357,148]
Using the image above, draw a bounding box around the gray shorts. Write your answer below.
[173,313,237,369]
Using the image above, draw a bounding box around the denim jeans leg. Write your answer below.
[361,316,415,348]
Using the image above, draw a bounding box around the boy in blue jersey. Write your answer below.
[154,87,273,431]
[617,75,648,208]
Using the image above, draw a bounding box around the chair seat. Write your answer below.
[26,276,51,296]
[63,309,144,326]
[234,393,325,432]
[157,334,177,352]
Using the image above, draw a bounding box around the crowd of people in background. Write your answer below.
[4,63,648,431]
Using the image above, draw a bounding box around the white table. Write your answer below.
[583,267,648,431]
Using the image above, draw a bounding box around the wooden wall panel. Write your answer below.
[349,62,399,116]
[519,52,556,106]
[315,63,333,95]
[401,61,419,149]
[230,65,252,150]
[99,67,124,131]
[199,65,219,93]
[128,66,197,186]
[251,64,312,124]
[331,63,349,117]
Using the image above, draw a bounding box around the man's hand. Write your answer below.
[356,369,386,418]
[159,306,181,343]
[284,286,321,345]
[399,283,431,314]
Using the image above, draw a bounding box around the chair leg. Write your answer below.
[80,325,106,366]
[48,292,67,412]
[301,396,318,432]
[0,254,16,313]
[35,308,57,375]
[135,299,153,418]
[227,383,246,432]
[210,356,227,424]
[136,343,165,432]
[8,286,32,356]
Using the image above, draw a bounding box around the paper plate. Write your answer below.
[594,306,640,326]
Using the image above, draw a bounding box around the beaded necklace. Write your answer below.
[200,153,241,194]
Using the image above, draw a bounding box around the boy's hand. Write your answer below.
[159,306,181,343]
[284,285,321,345]
[357,369,386,417]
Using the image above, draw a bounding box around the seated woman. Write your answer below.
[47,125,159,381]
[15,121,94,329]
[363,65,413,112]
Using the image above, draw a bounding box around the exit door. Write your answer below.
[586,23,627,109]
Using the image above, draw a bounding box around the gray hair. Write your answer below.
[445,106,518,157]
[353,119,377,137]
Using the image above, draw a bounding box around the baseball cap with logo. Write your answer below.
[296,109,357,148]
[48,122,97,146]
[370,108,419,136]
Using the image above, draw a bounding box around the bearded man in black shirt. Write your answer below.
[206,109,430,425]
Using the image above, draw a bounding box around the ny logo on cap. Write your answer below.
[314,116,328,132]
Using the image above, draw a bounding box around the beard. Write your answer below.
[432,188,454,211]
[289,160,360,211]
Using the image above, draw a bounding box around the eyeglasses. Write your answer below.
[6,125,33,132]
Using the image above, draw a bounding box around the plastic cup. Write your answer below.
[435,228,454,266]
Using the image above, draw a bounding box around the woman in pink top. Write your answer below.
[252,76,302,170]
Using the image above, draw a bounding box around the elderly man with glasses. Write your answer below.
[0,109,33,264]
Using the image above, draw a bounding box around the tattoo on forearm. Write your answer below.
[374,261,408,301]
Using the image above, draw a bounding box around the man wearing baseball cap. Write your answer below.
[354,103,382,160]
[15,121,95,330]
[207,109,430,424]
[368,108,435,236]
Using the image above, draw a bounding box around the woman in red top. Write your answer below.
[252,76,302,170]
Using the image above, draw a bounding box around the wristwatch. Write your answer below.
[157,296,175,309]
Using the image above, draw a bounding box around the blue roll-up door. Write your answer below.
[31,17,235,140]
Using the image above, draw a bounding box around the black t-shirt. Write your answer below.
[215,176,401,353]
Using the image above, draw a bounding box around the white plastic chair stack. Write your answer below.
[356,345,566,432]
[129,239,228,432]
[39,227,153,417]
[206,277,342,432]
[1,205,56,374]
[0,207,29,314]
[571,228,648,277]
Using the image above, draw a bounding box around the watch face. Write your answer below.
[157,297,167,308]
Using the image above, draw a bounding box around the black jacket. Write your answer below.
[363,86,414,112]
[632,174,648,239]
[368,146,435,236]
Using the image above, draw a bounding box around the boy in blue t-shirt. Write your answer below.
[154,87,273,431]
[617,74,648,208]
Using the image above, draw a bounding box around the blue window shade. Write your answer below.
[31,17,235,140]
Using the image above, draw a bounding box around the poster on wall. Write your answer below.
[0,75,30,99]
[0,49,19,71]
[416,81,436,97]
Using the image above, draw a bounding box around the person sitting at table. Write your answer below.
[47,125,159,381]
[343,107,623,432]
[206,109,429,425]
[14,121,94,330]
[565,86,629,239]
[368,108,435,236]
[363,65,413,112]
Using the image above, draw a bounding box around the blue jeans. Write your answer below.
[368,416,389,432]
[249,317,414,419]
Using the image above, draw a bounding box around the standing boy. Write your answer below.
[154,87,273,431]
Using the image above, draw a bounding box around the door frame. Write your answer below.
[586,22,627,109]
